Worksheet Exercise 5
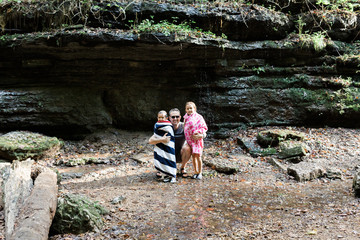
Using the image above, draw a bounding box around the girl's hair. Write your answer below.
[185,101,197,111]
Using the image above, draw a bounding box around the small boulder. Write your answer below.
[278,140,307,161]
[55,157,108,166]
[236,137,254,152]
[111,196,126,205]
[287,161,326,182]
[204,157,240,174]
[326,168,343,180]
[353,171,360,197]
[131,152,153,164]
[204,154,254,174]
[0,131,62,161]
[50,193,108,235]
[213,129,232,139]
[237,137,277,157]
[257,129,305,147]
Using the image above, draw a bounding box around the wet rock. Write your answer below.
[250,147,278,158]
[55,157,108,166]
[0,131,62,161]
[0,88,112,138]
[285,156,304,164]
[352,171,360,197]
[213,129,232,139]
[302,10,359,41]
[237,137,257,152]
[60,172,84,180]
[237,137,277,157]
[111,196,126,205]
[278,140,307,161]
[204,157,240,174]
[266,158,287,172]
[287,161,326,182]
[325,168,343,180]
[50,193,108,235]
[131,152,152,164]
[257,129,305,147]
[204,154,254,174]
[0,30,359,136]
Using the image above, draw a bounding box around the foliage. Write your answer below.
[252,66,266,75]
[130,16,227,40]
[298,32,327,52]
[327,87,360,114]
[315,0,356,11]
[0,0,128,30]
[295,16,306,35]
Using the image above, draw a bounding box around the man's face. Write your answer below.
[169,111,181,126]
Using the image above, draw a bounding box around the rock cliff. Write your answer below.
[0,0,359,137]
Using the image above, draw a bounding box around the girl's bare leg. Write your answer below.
[193,154,201,174]
[198,155,202,174]
[192,154,198,174]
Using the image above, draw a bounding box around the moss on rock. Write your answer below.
[0,131,62,161]
[50,193,108,235]
[278,140,307,160]
[257,129,305,147]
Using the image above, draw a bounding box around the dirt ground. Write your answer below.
[2,126,360,239]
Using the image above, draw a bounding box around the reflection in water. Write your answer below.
[132,176,358,239]
[58,164,360,240]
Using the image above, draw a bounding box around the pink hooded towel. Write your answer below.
[183,112,208,155]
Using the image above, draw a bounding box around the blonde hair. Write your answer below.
[185,101,197,112]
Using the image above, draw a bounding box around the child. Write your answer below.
[183,102,208,180]
[152,110,177,183]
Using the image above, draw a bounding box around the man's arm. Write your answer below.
[148,133,170,145]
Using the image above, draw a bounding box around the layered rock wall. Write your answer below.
[0,0,359,137]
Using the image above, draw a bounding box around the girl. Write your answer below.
[183,102,208,180]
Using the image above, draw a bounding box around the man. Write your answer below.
[149,108,205,178]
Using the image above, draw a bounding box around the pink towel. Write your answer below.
[183,112,208,155]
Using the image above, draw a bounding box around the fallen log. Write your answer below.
[0,162,11,208]
[10,169,58,240]
[4,160,34,239]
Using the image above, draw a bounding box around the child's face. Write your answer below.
[157,113,167,121]
[185,104,195,115]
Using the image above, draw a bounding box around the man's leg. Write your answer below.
[180,143,192,175]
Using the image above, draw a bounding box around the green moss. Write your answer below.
[249,147,278,157]
[263,40,280,49]
[257,129,305,147]
[285,88,322,103]
[0,131,61,160]
[271,75,305,88]
[327,87,360,114]
[50,193,108,235]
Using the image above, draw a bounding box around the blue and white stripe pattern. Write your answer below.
[154,121,176,178]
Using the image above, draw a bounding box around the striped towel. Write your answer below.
[153,120,176,178]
